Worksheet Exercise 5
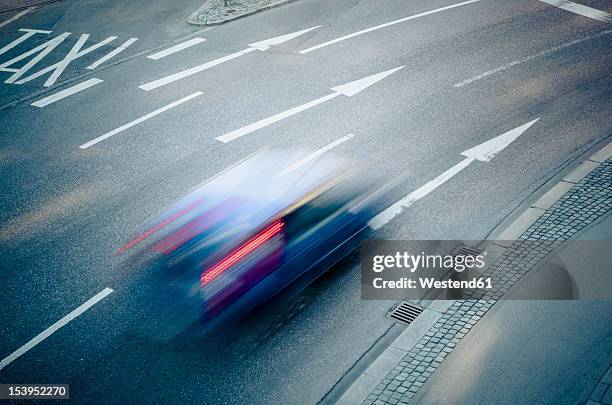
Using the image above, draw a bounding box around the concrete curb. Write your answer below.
[332,139,612,404]
[187,0,299,26]
[492,140,612,244]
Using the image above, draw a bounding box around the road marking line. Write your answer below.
[147,37,206,60]
[299,0,481,54]
[140,26,319,91]
[368,157,475,230]
[0,28,50,57]
[453,30,611,87]
[217,93,340,143]
[15,34,117,86]
[79,91,203,149]
[31,78,102,107]
[216,66,403,143]
[368,119,539,230]
[277,134,355,177]
[0,7,35,28]
[140,48,255,91]
[538,0,612,22]
[1,32,70,84]
[87,37,138,70]
[0,288,113,372]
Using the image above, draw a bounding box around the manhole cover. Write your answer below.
[387,302,423,325]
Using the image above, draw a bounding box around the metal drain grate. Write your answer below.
[387,302,423,325]
[453,245,481,258]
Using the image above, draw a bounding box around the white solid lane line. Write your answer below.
[147,37,206,60]
[216,66,404,143]
[277,134,355,177]
[368,119,539,230]
[538,0,612,22]
[0,6,35,28]
[299,0,481,54]
[79,91,203,149]
[87,37,138,70]
[31,78,103,107]
[454,30,612,87]
[0,288,113,372]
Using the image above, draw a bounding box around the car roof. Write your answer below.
[145,149,351,259]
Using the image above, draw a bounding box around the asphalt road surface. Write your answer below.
[0,0,610,403]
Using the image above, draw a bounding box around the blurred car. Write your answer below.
[119,149,375,322]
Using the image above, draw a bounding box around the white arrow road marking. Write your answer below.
[299,0,481,54]
[0,28,51,57]
[15,34,117,86]
[368,119,540,230]
[79,91,203,149]
[216,66,404,143]
[31,78,103,107]
[0,288,113,372]
[454,30,612,87]
[87,37,138,70]
[538,0,612,22]
[139,26,319,91]
[461,118,539,161]
[277,134,355,177]
[0,7,36,29]
[147,37,206,60]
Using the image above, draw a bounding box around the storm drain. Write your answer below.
[453,245,481,259]
[387,302,423,325]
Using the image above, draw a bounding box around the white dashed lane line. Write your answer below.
[79,91,203,149]
[0,288,114,372]
[454,30,612,87]
[147,37,206,60]
[31,78,103,107]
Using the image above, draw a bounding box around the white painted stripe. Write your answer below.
[216,92,340,143]
[87,37,138,70]
[538,0,612,22]
[0,288,113,372]
[299,0,481,54]
[454,30,611,87]
[139,47,255,91]
[0,28,51,57]
[368,157,475,230]
[0,6,35,28]
[147,37,206,60]
[79,91,202,149]
[277,134,355,177]
[31,78,103,107]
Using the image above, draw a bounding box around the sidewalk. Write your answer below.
[333,140,612,405]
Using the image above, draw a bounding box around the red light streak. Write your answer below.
[201,219,284,286]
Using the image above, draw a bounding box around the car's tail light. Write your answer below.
[200,219,284,286]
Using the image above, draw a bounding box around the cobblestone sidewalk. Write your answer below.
[359,153,612,405]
